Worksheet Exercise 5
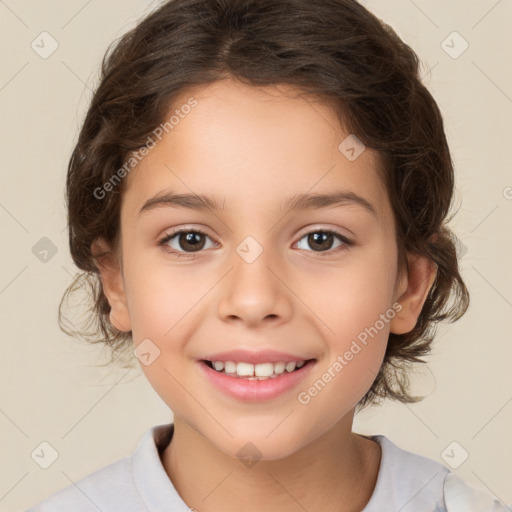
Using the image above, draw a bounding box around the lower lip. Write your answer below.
[197,360,315,402]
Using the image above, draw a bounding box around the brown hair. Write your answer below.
[59,0,469,407]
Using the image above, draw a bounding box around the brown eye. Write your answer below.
[307,232,334,251]
[158,229,216,254]
[177,232,206,252]
[296,230,352,254]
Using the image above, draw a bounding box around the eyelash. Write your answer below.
[157,227,353,258]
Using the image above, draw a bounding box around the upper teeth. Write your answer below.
[211,360,305,378]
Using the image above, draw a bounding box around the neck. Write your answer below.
[161,412,381,512]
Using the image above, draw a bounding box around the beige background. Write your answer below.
[1,1,511,510]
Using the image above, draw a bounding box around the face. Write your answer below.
[96,77,433,460]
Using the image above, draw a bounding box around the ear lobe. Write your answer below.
[390,252,437,335]
[91,237,132,332]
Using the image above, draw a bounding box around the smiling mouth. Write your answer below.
[201,359,316,380]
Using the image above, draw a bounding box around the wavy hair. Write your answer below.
[59,0,470,406]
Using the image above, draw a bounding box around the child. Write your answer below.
[23,0,508,511]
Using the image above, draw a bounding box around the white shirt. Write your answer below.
[21,423,508,512]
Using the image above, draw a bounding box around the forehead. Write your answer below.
[122,77,391,223]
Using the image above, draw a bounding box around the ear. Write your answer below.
[91,237,132,332]
[390,252,437,335]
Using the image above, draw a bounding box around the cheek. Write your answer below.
[306,240,398,343]
[297,274,394,420]
[123,251,210,339]
[122,253,210,403]
[122,255,199,412]
[301,241,397,400]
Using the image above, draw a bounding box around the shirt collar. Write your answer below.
[132,422,189,510]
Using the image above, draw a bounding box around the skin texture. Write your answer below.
[92,77,437,511]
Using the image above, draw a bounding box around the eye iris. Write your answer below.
[180,232,205,252]
[171,231,339,253]
[308,232,333,252]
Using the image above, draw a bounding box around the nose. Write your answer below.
[217,243,293,328]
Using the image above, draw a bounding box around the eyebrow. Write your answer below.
[138,189,377,218]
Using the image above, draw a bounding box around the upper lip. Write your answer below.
[200,349,315,365]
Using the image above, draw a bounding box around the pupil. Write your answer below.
[180,232,205,252]
[308,232,333,251]
[177,231,334,253]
